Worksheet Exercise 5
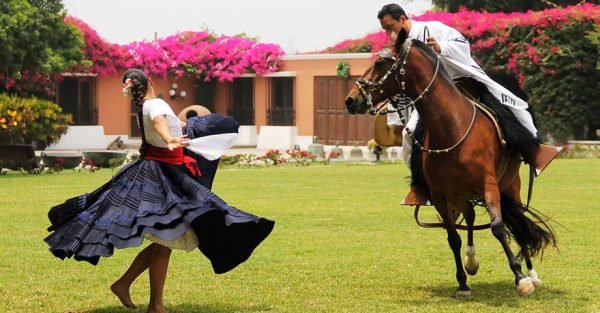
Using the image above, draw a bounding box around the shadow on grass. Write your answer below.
[411,281,568,307]
[83,302,272,313]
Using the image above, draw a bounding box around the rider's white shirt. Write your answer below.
[385,20,537,166]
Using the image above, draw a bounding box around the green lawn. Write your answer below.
[1,159,599,313]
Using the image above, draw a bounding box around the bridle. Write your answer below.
[354,39,477,154]
[355,40,441,115]
[353,43,409,114]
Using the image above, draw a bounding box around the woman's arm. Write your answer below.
[153,115,188,149]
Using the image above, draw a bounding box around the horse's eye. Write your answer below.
[374,60,385,69]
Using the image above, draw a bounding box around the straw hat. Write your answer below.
[373,113,399,146]
[177,105,211,122]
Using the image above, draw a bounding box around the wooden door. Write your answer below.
[314,76,373,145]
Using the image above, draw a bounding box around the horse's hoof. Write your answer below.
[464,246,479,276]
[517,277,535,296]
[529,269,542,288]
[530,277,542,289]
[455,289,472,298]
[464,257,479,276]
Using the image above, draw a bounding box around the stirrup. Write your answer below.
[532,144,562,177]
[401,187,431,206]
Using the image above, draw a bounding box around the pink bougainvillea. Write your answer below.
[64,16,284,82]
[320,3,600,141]
[318,32,389,54]
[3,17,284,97]
[319,3,599,80]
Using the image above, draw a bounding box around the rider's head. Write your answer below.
[378,4,410,43]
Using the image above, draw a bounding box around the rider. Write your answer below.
[376,3,561,205]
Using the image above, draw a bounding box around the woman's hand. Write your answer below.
[153,115,189,150]
[166,135,189,150]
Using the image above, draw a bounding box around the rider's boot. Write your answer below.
[531,144,563,177]
[402,185,431,206]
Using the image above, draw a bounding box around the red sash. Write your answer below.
[143,146,201,176]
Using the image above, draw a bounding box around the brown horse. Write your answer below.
[345,34,556,297]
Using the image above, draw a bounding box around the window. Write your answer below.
[57,77,97,125]
[268,77,294,126]
[228,78,254,125]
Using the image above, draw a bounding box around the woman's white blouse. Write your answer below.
[141,98,183,147]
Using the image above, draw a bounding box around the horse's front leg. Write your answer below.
[462,203,479,276]
[485,182,534,296]
[433,196,471,297]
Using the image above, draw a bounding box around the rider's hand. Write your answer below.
[426,37,441,54]
[166,135,189,150]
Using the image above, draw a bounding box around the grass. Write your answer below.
[1,159,599,313]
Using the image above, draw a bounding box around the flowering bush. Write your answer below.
[327,150,342,159]
[64,17,284,82]
[322,149,343,165]
[73,157,98,173]
[418,4,600,142]
[286,149,316,166]
[235,153,258,167]
[0,93,72,147]
[259,149,286,166]
[2,17,285,97]
[0,71,65,98]
[319,32,389,54]
[321,4,600,142]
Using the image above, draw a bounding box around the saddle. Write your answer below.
[454,79,506,146]
[401,77,560,206]
[454,78,561,176]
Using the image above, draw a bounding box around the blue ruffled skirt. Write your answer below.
[44,159,274,274]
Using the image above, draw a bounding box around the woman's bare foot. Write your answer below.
[111,281,137,309]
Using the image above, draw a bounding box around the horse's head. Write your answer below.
[345,48,399,114]
[345,29,408,115]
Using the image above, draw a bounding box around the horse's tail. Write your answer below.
[500,193,557,259]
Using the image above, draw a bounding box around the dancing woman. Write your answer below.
[45,69,274,313]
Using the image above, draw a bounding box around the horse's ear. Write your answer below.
[394,28,408,55]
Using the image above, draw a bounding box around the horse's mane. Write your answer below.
[410,39,438,63]
[407,39,452,191]
[407,39,456,86]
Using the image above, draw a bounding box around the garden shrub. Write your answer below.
[0,93,72,147]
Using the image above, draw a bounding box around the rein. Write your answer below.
[414,204,492,230]
[407,99,477,154]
